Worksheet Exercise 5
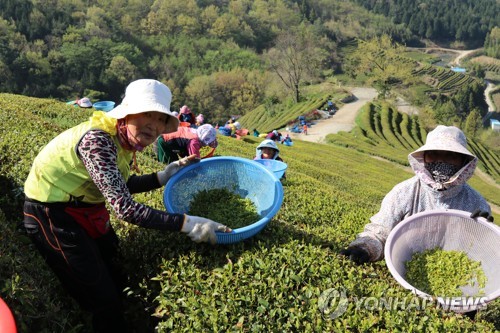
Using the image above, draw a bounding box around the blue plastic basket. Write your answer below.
[93,101,115,112]
[253,159,287,179]
[164,157,284,244]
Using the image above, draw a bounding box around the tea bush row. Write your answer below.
[413,65,478,93]
[325,102,500,207]
[1,94,499,332]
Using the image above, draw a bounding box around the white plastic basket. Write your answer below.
[384,209,500,312]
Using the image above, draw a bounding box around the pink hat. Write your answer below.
[180,105,191,114]
[196,114,204,123]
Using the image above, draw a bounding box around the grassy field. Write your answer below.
[1,93,499,332]
[491,90,500,114]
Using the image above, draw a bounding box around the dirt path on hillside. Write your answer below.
[451,48,482,66]
[288,87,378,143]
[408,47,483,66]
[485,80,496,114]
[288,47,492,144]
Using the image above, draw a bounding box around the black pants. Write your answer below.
[23,200,129,333]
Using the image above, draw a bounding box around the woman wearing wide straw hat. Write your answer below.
[341,125,492,265]
[22,79,230,332]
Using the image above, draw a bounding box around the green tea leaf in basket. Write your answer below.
[188,188,261,229]
[405,247,487,297]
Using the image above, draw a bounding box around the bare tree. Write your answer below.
[265,26,327,102]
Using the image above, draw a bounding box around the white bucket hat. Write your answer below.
[409,125,475,160]
[257,139,279,152]
[106,79,179,133]
[256,139,280,160]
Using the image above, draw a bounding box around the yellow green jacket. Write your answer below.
[24,112,133,203]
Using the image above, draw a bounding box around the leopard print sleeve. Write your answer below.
[78,130,184,231]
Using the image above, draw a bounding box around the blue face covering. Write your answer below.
[425,162,461,184]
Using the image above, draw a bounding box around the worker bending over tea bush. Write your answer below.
[23,79,230,332]
[341,125,492,265]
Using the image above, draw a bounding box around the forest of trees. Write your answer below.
[0,0,498,124]
[484,27,500,58]
[353,0,499,48]
[0,0,422,122]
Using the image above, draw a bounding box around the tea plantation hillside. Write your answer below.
[325,101,500,208]
[238,82,354,133]
[1,94,499,332]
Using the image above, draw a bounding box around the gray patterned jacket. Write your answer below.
[349,152,491,262]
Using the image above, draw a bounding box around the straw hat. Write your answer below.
[106,79,179,133]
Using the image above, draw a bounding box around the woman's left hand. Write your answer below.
[470,209,494,223]
[157,154,199,185]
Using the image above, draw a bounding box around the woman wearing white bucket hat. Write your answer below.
[341,125,492,265]
[22,79,230,332]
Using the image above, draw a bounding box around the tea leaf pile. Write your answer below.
[405,248,487,297]
[188,188,261,229]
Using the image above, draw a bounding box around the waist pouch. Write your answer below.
[65,203,110,239]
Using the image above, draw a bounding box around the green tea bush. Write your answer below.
[1,93,499,332]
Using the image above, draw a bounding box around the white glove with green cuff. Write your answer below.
[181,215,231,244]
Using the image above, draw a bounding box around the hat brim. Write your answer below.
[410,142,474,160]
[106,103,179,133]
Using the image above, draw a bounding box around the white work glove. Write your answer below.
[181,215,232,244]
[157,155,198,186]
